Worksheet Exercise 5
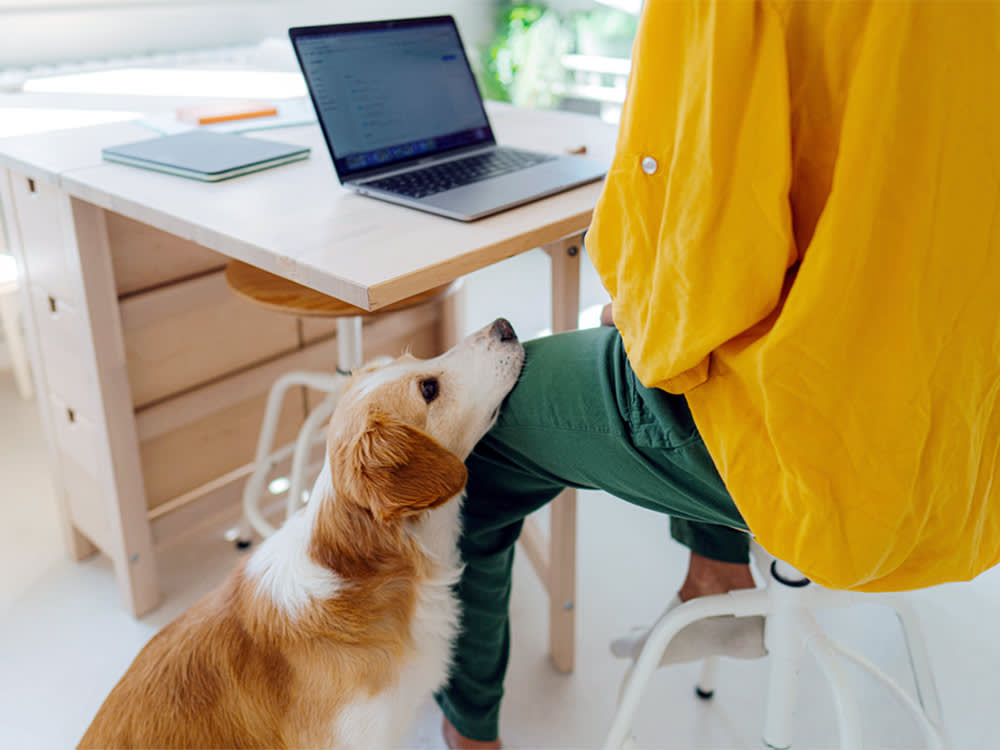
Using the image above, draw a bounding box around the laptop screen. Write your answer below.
[290,16,495,180]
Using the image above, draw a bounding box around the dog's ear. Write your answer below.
[334,412,468,522]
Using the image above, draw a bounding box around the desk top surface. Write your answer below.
[0,102,617,309]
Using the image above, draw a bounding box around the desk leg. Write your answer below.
[69,199,160,616]
[540,234,583,674]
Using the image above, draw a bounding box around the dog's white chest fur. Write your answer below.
[246,462,465,749]
[331,499,464,749]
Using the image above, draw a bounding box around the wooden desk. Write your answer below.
[0,102,617,672]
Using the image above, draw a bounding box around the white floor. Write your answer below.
[1,249,999,749]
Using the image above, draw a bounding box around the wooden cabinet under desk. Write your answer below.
[1,168,462,617]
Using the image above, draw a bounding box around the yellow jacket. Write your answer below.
[588,0,1000,591]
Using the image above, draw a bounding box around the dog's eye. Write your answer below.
[420,378,439,403]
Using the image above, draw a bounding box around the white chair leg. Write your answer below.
[603,588,770,750]
[615,661,636,709]
[0,289,33,400]
[873,594,945,728]
[760,560,812,750]
[695,656,719,700]
[805,620,864,750]
[761,611,805,748]
[242,371,345,540]
[243,373,309,539]
[286,393,339,520]
[337,316,364,372]
[825,637,949,750]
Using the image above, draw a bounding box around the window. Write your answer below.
[0,2,492,72]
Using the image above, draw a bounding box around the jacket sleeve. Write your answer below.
[588,0,797,394]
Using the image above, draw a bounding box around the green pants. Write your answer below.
[435,327,748,741]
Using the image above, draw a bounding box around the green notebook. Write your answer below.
[102,131,310,182]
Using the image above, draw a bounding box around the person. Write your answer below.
[438,1,1000,746]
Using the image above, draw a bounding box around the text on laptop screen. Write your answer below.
[294,20,493,178]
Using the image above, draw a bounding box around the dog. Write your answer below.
[78,318,524,749]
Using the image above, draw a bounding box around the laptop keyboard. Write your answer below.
[365,149,556,199]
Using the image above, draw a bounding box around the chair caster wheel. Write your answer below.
[695,686,714,700]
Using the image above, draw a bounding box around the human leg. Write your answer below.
[600,301,757,591]
[437,327,751,742]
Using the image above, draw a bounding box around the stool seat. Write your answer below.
[224,260,452,318]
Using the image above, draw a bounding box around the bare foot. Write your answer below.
[441,716,502,749]
[677,551,757,602]
[610,551,765,665]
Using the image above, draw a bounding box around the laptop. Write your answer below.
[289,16,607,221]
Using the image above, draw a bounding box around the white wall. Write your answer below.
[0,1,495,69]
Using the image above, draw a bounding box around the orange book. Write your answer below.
[176,101,278,126]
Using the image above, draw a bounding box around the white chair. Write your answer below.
[604,545,949,750]
[0,253,33,400]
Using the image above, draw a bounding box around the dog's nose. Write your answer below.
[491,317,517,342]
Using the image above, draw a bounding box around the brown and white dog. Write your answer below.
[79,318,524,749]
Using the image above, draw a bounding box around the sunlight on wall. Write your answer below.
[23,69,307,99]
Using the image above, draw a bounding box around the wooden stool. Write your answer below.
[225,260,455,542]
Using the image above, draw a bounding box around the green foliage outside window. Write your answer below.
[474,2,638,108]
